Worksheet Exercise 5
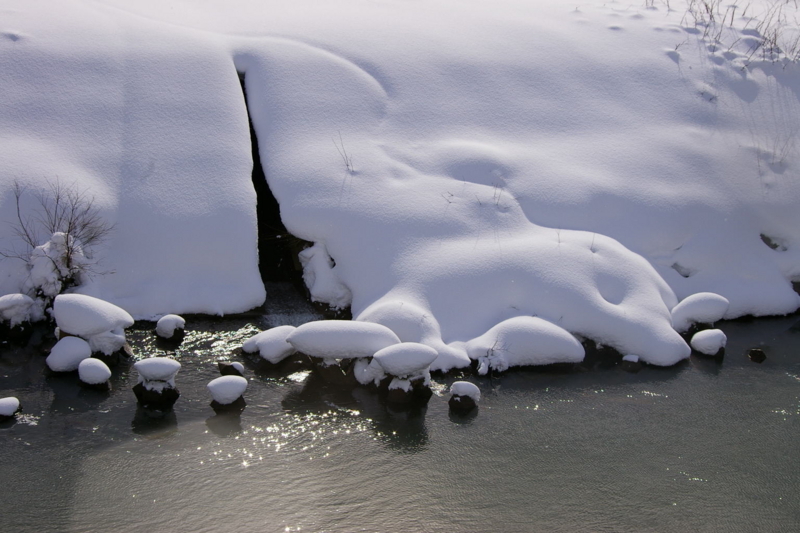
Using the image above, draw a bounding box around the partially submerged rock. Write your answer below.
[748,348,766,364]
[207,375,248,412]
[218,361,244,376]
[690,329,727,358]
[448,381,480,413]
[156,314,185,340]
[133,357,181,409]
[620,354,642,373]
[375,343,438,405]
[0,397,21,421]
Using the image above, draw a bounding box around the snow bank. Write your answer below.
[46,336,92,372]
[78,358,112,384]
[242,325,297,364]
[0,397,20,417]
[690,329,727,355]
[286,320,400,358]
[207,375,248,404]
[53,294,133,338]
[464,316,586,374]
[0,293,36,327]
[671,293,730,333]
[373,343,438,377]
[134,357,181,386]
[450,381,480,402]
[156,315,185,339]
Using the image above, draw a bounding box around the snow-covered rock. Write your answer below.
[134,357,181,387]
[218,361,245,376]
[690,329,727,356]
[88,328,127,356]
[622,355,640,363]
[373,343,438,378]
[53,294,134,338]
[450,381,481,402]
[46,336,92,372]
[352,358,386,387]
[156,314,185,339]
[207,375,248,404]
[465,316,585,374]
[243,326,297,364]
[286,320,400,359]
[78,358,112,385]
[671,293,730,333]
[0,397,21,418]
[0,293,37,327]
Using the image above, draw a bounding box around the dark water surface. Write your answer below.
[2,289,799,532]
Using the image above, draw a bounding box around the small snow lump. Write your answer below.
[207,375,248,405]
[690,329,727,356]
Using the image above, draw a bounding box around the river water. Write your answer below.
[1,284,799,532]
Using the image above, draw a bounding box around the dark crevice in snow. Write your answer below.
[239,73,309,286]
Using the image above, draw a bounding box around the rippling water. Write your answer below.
[1,288,799,532]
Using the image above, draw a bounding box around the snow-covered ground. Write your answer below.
[2,1,799,371]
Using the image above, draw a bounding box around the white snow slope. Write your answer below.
[2,1,799,369]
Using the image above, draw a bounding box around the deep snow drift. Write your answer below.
[2,0,800,371]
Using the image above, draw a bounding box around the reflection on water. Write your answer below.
[0,298,799,532]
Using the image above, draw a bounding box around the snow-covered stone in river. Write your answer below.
[373,343,438,377]
[78,358,112,385]
[622,354,640,363]
[243,325,297,363]
[134,357,181,388]
[156,314,185,339]
[0,396,21,418]
[450,381,481,402]
[53,294,134,338]
[46,336,92,371]
[466,316,585,375]
[286,320,400,359]
[218,361,245,376]
[671,293,729,333]
[0,293,37,327]
[88,328,127,356]
[207,375,248,404]
[690,329,727,355]
[352,358,386,386]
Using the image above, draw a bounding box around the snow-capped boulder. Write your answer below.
[286,320,401,359]
[373,343,438,378]
[218,361,244,376]
[207,375,248,405]
[449,381,480,413]
[352,357,386,387]
[466,316,585,375]
[46,336,92,372]
[243,326,297,364]
[78,358,112,386]
[88,328,127,356]
[0,293,37,328]
[156,314,185,339]
[690,329,727,356]
[671,293,730,333]
[134,357,181,385]
[133,357,181,409]
[620,354,642,373]
[53,294,134,338]
[0,397,21,420]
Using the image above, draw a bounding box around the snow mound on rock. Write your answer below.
[156,314,185,338]
[352,358,386,387]
[78,358,112,384]
[243,325,297,364]
[450,381,480,402]
[54,294,134,338]
[88,329,127,356]
[207,375,248,404]
[0,293,37,327]
[622,354,640,363]
[465,316,585,374]
[286,320,400,358]
[134,357,181,383]
[690,329,727,355]
[672,293,730,333]
[373,343,438,377]
[299,243,352,310]
[47,336,92,372]
[0,397,20,417]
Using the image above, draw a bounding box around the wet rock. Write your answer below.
[92,342,133,367]
[0,322,34,345]
[0,397,21,421]
[748,348,767,364]
[448,381,480,413]
[218,361,244,376]
[449,394,477,412]
[132,382,180,410]
[385,376,432,406]
[620,354,642,373]
[210,396,247,414]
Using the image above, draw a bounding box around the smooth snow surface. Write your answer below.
[690,329,727,355]
[242,326,297,363]
[622,355,640,363]
[53,295,133,338]
[78,358,112,384]
[207,375,248,404]
[352,358,386,387]
[465,316,587,374]
[0,293,36,327]
[88,328,126,356]
[134,357,181,383]
[46,336,92,372]
[230,361,245,374]
[156,315,185,339]
[0,396,20,416]
[373,343,438,377]
[450,381,480,402]
[2,0,800,370]
[671,293,730,333]
[286,320,400,358]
